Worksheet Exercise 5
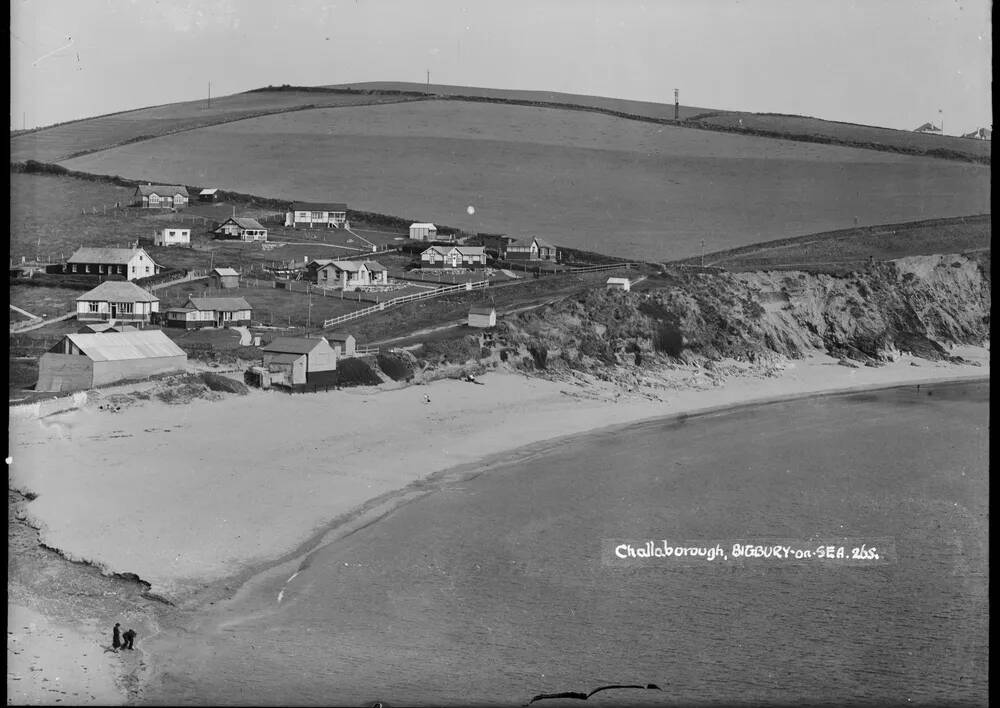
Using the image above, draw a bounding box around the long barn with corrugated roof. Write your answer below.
[36,330,187,392]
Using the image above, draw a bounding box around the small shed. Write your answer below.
[260,336,338,386]
[606,277,631,291]
[199,188,219,202]
[409,223,438,241]
[468,305,497,328]
[210,267,240,289]
[36,330,187,392]
[327,332,356,358]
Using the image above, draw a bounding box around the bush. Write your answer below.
[377,352,415,382]
[200,372,249,395]
[527,341,548,369]
[337,357,382,387]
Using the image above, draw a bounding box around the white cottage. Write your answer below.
[409,223,438,241]
[76,280,160,324]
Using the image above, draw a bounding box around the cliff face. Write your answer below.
[491,254,990,374]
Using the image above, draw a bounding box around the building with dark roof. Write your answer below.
[65,247,161,281]
[164,296,252,329]
[212,217,268,242]
[285,202,348,229]
[133,184,189,208]
[504,236,559,262]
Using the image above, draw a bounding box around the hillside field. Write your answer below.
[9,90,422,164]
[58,100,991,262]
[681,215,992,274]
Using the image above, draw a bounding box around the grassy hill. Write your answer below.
[54,98,990,261]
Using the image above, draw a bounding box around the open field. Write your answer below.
[59,100,991,262]
[9,284,82,318]
[9,90,423,163]
[678,214,992,274]
[689,111,992,162]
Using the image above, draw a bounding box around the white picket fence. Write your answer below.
[322,279,491,328]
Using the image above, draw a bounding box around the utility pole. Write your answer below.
[939,108,944,135]
[674,89,679,121]
[307,287,312,336]
[426,69,430,86]
[208,82,211,108]
[700,239,705,267]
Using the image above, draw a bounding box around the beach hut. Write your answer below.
[327,332,356,358]
[468,305,497,328]
[409,223,438,241]
[606,277,631,292]
[260,337,338,386]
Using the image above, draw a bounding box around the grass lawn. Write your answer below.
[9,284,82,318]
[60,100,990,263]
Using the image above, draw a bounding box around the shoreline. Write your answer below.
[8,349,990,704]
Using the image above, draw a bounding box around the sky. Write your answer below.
[9,0,993,134]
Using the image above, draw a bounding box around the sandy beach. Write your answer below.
[9,348,989,603]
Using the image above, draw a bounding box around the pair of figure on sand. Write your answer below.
[112,623,136,651]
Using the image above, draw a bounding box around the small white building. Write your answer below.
[315,260,388,290]
[285,202,348,229]
[327,333,357,358]
[468,305,497,328]
[153,225,191,247]
[409,223,438,241]
[606,277,631,291]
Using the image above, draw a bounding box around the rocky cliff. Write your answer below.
[481,253,989,377]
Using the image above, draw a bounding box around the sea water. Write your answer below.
[148,381,988,706]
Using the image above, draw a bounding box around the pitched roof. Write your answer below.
[136,184,189,197]
[322,259,383,272]
[914,122,942,133]
[158,223,190,231]
[290,202,348,212]
[452,246,486,256]
[469,305,496,315]
[67,247,147,265]
[199,188,218,195]
[307,259,336,268]
[327,332,355,342]
[261,337,328,355]
[410,222,437,229]
[211,267,240,277]
[362,260,387,271]
[78,323,138,333]
[421,246,448,256]
[266,352,305,365]
[533,236,557,250]
[58,330,186,362]
[215,217,266,231]
[187,297,252,312]
[76,280,159,303]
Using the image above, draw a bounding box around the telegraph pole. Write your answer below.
[700,238,705,267]
[208,82,212,108]
[426,69,430,86]
[674,89,679,121]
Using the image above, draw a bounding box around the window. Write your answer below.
[88,302,100,312]
[99,265,105,273]
[312,212,324,220]
[145,266,151,274]
[116,302,134,314]
[71,264,78,273]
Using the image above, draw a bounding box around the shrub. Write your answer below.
[200,372,249,395]
[337,357,382,387]
[377,352,415,382]
[527,341,548,369]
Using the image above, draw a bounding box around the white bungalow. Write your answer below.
[65,247,161,281]
[315,260,388,290]
[420,245,487,269]
[285,202,348,229]
[213,217,268,242]
[75,280,160,324]
[606,277,632,291]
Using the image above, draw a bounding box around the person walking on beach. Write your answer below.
[122,628,136,650]
[112,623,122,651]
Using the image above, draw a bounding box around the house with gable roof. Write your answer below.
[212,216,268,242]
[65,246,161,281]
[420,245,488,269]
[75,280,160,324]
[313,260,389,290]
[133,184,189,208]
[164,296,252,329]
[284,202,348,229]
[260,336,338,386]
[504,236,559,262]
